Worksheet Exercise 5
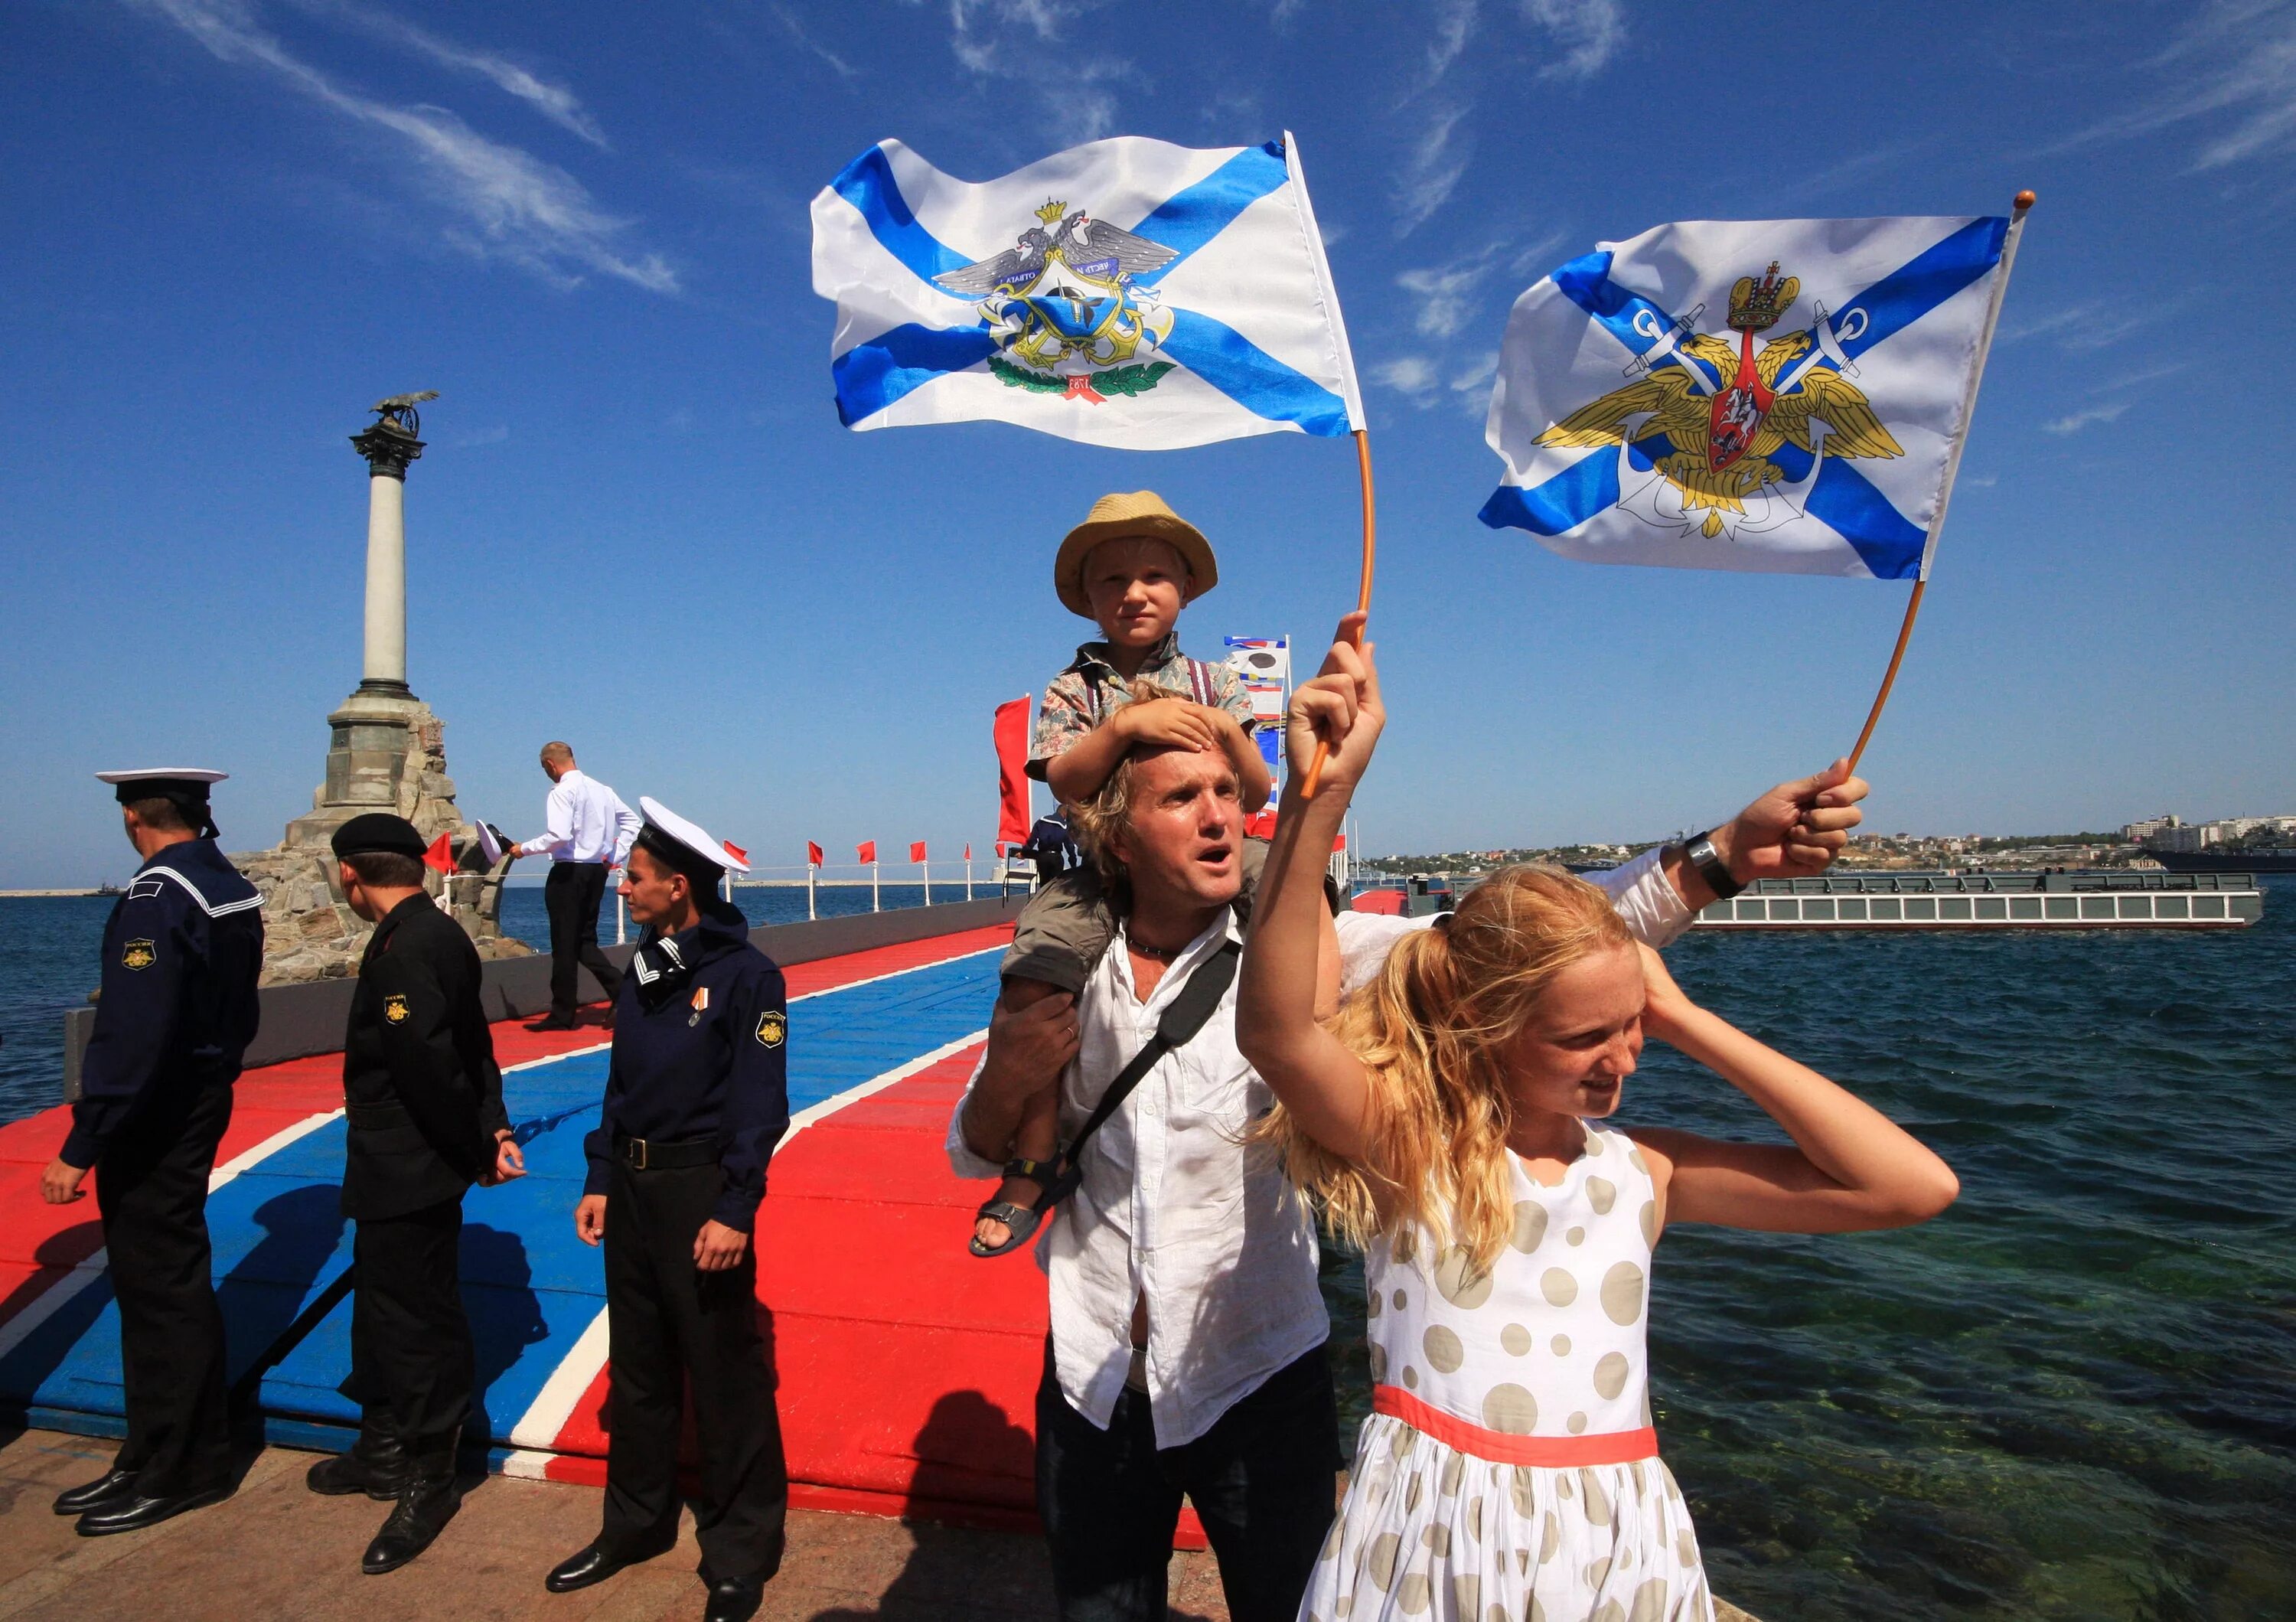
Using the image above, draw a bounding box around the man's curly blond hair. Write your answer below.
[1063,677,1198,907]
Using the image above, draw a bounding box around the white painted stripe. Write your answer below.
[501,1040,612,1073]
[500,1023,992,1457]
[788,945,1002,1004]
[0,1108,342,1363]
[505,1304,612,1451]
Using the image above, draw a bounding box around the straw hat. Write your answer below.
[1054,491,1218,618]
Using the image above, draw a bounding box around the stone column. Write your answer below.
[350,419,421,699]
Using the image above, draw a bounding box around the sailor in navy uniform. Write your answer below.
[545,799,790,1622]
[42,769,262,1535]
[312,813,523,1575]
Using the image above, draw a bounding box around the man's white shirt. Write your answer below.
[946,847,1694,1447]
[515,769,641,866]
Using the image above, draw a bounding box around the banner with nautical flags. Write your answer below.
[1479,214,2014,581]
[810,133,1364,449]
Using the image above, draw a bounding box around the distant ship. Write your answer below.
[2148,847,2296,874]
[93,882,122,896]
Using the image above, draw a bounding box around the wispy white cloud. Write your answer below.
[1424,0,1479,86]
[773,4,858,80]
[1270,0,1307,25]
[1965,472,1999,488]
[1393,103,1472,236]
[287,1,608,146]
[946,0,1134,139]
[1450,349,1498,414]
[1395,244,1503,338]
[1521,0,1624,80]
[2055,0,2296,169]
[2001,299,2166,354]
[2041,401,2129,436]
[1372,355,1441,404]
[452,423,510,449]
[128,0,673,292]
[2092,361,2190,393]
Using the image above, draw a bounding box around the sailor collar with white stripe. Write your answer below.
[127,840,262,918]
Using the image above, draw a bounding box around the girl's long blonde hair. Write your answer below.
[1268,864,1633,1273]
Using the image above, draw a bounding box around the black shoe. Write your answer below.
[53,1467,139,1516]
[76,1483,232,1536]
[307,1434,412,1500]
[545,1535,672,1594]
[361,1474,460,1575]
[704,1577,765,1622]
[526,1015,581,1032]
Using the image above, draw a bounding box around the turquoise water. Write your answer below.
[5,883,2291,1618]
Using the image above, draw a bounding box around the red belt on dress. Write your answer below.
[1373,1384,1658,1466]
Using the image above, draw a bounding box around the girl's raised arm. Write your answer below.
[1237,618,1383,1163]
[1632,945,1959,1236]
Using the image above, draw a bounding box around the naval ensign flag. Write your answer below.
[810,133,1364,450]
[1479,214,2017,581]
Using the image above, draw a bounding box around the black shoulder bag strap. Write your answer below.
[1032,937,1243,1214]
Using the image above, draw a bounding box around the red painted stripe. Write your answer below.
[1372,1385,1658,1467]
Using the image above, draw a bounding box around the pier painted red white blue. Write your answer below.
[0,922,1115,1536]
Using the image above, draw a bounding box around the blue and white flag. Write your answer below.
[811,133,1364,450]
[1480,214,2014,581]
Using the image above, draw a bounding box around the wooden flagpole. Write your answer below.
[1298,427,1375,798]
[1843,190,2033,775]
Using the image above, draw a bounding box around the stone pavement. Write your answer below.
[0,1428,1757,1620]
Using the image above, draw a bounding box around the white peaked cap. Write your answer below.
[96,768,229,785]
[473,822,507,866]
[638,796,751,874]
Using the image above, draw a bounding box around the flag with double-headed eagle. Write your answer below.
[1480,214,2014,581]
[810,133,1365,449]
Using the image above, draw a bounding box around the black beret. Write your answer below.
[331,813,429,860]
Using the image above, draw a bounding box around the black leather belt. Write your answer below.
[345,1100,411,1129]
[615,1134,717,1171]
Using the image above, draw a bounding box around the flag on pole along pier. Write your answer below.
[807,841,824,866]
[993,695,1032,848]
[1479,214,2013,581]
[811,133,1364,449]
[910,841,928,863]
[422,832,455,876]
[857,840,877,864]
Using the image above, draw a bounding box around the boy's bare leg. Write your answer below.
[974,978,1065,1252]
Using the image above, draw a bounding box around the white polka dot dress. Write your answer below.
[1301,1124,1713,1622]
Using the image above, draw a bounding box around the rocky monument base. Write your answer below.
[233,690,532,985]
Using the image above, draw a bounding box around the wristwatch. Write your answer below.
[1681,831,1744,901]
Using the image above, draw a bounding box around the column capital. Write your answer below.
[351,423,425,480]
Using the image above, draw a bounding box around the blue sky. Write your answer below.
[6,0,2294,886]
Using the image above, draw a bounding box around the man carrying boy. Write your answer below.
[970,490,1270,1256]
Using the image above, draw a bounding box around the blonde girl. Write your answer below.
[1236,635,1958,1622]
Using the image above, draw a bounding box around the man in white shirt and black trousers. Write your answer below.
[503,741,641,1031]
[948,620,1870,1621]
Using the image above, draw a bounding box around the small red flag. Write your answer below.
[807,841,823,866]
[422,832,455,875]
[909,840,928,863]
[964,844,973,861]
[857,840,877,864]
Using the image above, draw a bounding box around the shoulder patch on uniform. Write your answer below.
[121,938,156,971]
[128,877,167,901]
[754,1010,786,1049]
[383,993,410,1024]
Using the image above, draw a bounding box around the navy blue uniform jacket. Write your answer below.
[584,902,790,1233]
[341,894,510,1220]
[64,839,263,1168]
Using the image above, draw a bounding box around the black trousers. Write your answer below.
[544,861,622,1020]
[349,1198,473,1469]
[1035,1338,1341,1622]
[96,1082,235,1497]
[600,1158,787,1584]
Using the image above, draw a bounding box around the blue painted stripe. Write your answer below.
[1477,452,1618,537]
[833,324,998,426]
[1129,142,1291,286]
[1161,308,1349,435]
[829,144,971,286]
[1833,216,2007,362]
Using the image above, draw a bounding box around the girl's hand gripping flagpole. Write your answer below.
[1844,190,2035,774]
[1299,429,1375,799]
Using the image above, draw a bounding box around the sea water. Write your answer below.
[3,882,2290,1618]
